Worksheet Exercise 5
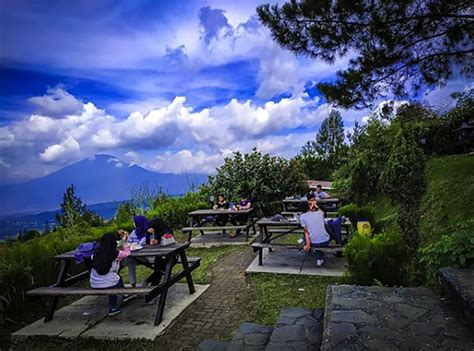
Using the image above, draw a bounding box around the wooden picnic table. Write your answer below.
[253,216,351,265]
[28,242,200,326]
[282,198,341,212]
[183,208,255,242]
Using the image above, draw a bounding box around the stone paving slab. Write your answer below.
[190,231,257,248]
[13,283,209,341]
[321,285,474,350]
[245,247,345,277]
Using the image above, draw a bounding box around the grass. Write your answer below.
[123,244,244,285]
[246,273,343,325]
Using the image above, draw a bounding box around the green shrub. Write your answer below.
[344,230,409,286]
[339,203,375,227]
[420,229,474,283]
[147,192,208,229]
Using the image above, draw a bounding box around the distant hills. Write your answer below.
[0,154,208,215]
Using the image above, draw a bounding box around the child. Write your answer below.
[300,195,330,266]
[90,232,133,316]
[121,215,149,287]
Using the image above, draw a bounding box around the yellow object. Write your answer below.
[357,221,372,237]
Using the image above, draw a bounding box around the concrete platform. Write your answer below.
[190,231,257,248]
[13,283,209,341]
[245,247,345,277]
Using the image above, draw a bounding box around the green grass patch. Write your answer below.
[247,273,343,325]
[124,245,243,285]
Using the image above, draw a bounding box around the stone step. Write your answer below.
[438,267,474,326]
[226,322,274,351]
[197,339,230,351]
[321,285,474,350]
[265,307,324,351]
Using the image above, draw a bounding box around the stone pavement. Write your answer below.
[246,247,345,277]
[12,283,209,340]
[190,231,257,248]
[321,285,474,350]
[152,246,257,350]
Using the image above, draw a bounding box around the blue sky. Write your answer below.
[0,0,471,183]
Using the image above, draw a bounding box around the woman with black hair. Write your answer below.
[90,232,133,316]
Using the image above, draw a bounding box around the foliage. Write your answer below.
[257,0,473,108]
[147,192,208,229]
[129,181,159,215]
[420,155,474,244]
[380,128,426,261]
[299,110,348,179]
[420,230,474,283]
[344,231,409,286]
[55,185,104,235]
[338,203,375,227]
[113,201,137,228]
[208,148,308,215]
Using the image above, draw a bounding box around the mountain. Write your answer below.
[0,154,208,215]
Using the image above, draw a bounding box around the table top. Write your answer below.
[283,198,339,203]
[188,208,253,216]
[55,242,190,261]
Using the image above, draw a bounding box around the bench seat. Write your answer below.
[182,225,247,232]
[252,242,345,265]
[28,286,154,296]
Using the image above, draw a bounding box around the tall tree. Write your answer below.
[257,0,474,108]
[56,185,84,230]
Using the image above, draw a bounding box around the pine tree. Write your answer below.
[56,185,85,230]
[257,0,474,108]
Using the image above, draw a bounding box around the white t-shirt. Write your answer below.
[314,191,329,199]
[90,260,120,288]
[300,210,330,244]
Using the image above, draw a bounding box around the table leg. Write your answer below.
[45,260,69,322]
[154,254,176,326]
[178,251,196,294]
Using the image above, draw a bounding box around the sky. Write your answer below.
[0,0,471,183]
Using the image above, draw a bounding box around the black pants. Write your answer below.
[146,256,170,285]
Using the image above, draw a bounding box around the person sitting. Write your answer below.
[300,195,330,266]
[120,215,149,287]
[229,196,252,238]
[213,194,230,227]
[90,232,133,316]
[144,217,175,286]
[314,184,331,199]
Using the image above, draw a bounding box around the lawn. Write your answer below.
[246,273,343,325]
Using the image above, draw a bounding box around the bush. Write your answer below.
[420,229,474,283]
[339,203,375,227]
[147,192,208,229]
[344,230,409,286]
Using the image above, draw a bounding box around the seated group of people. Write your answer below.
[90,215,173,316]
[205,194,252,238]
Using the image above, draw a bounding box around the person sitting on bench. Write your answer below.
[314,184,331,199]
[90,232,133,316]
[229,196,252,238]
[300,195,330,267]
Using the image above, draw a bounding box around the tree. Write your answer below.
[55,185,84,230]
[380,128,426,262]
[299,110,347,179]
[257,0,474,108]
[208,149,308,215]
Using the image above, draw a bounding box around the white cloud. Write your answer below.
[28,85,83,117]
[39,136,81,163]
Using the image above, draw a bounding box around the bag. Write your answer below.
[159,233,177,246]
[74,241,99,264]
[357,220,372,237]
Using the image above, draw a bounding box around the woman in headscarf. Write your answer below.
[90,232,132,316]
[121,215,149,287]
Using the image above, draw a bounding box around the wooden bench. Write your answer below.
[27,286,154,297]
[252,242,344,266]
[182,225,249,243]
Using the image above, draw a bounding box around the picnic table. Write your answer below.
[252,217,351,265]
[182,208,255,242]
[27,243,200,326]
[282,198,341,213]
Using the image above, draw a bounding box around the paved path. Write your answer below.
[153,246,257,350]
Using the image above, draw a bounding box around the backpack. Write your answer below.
[74,241,99,264]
